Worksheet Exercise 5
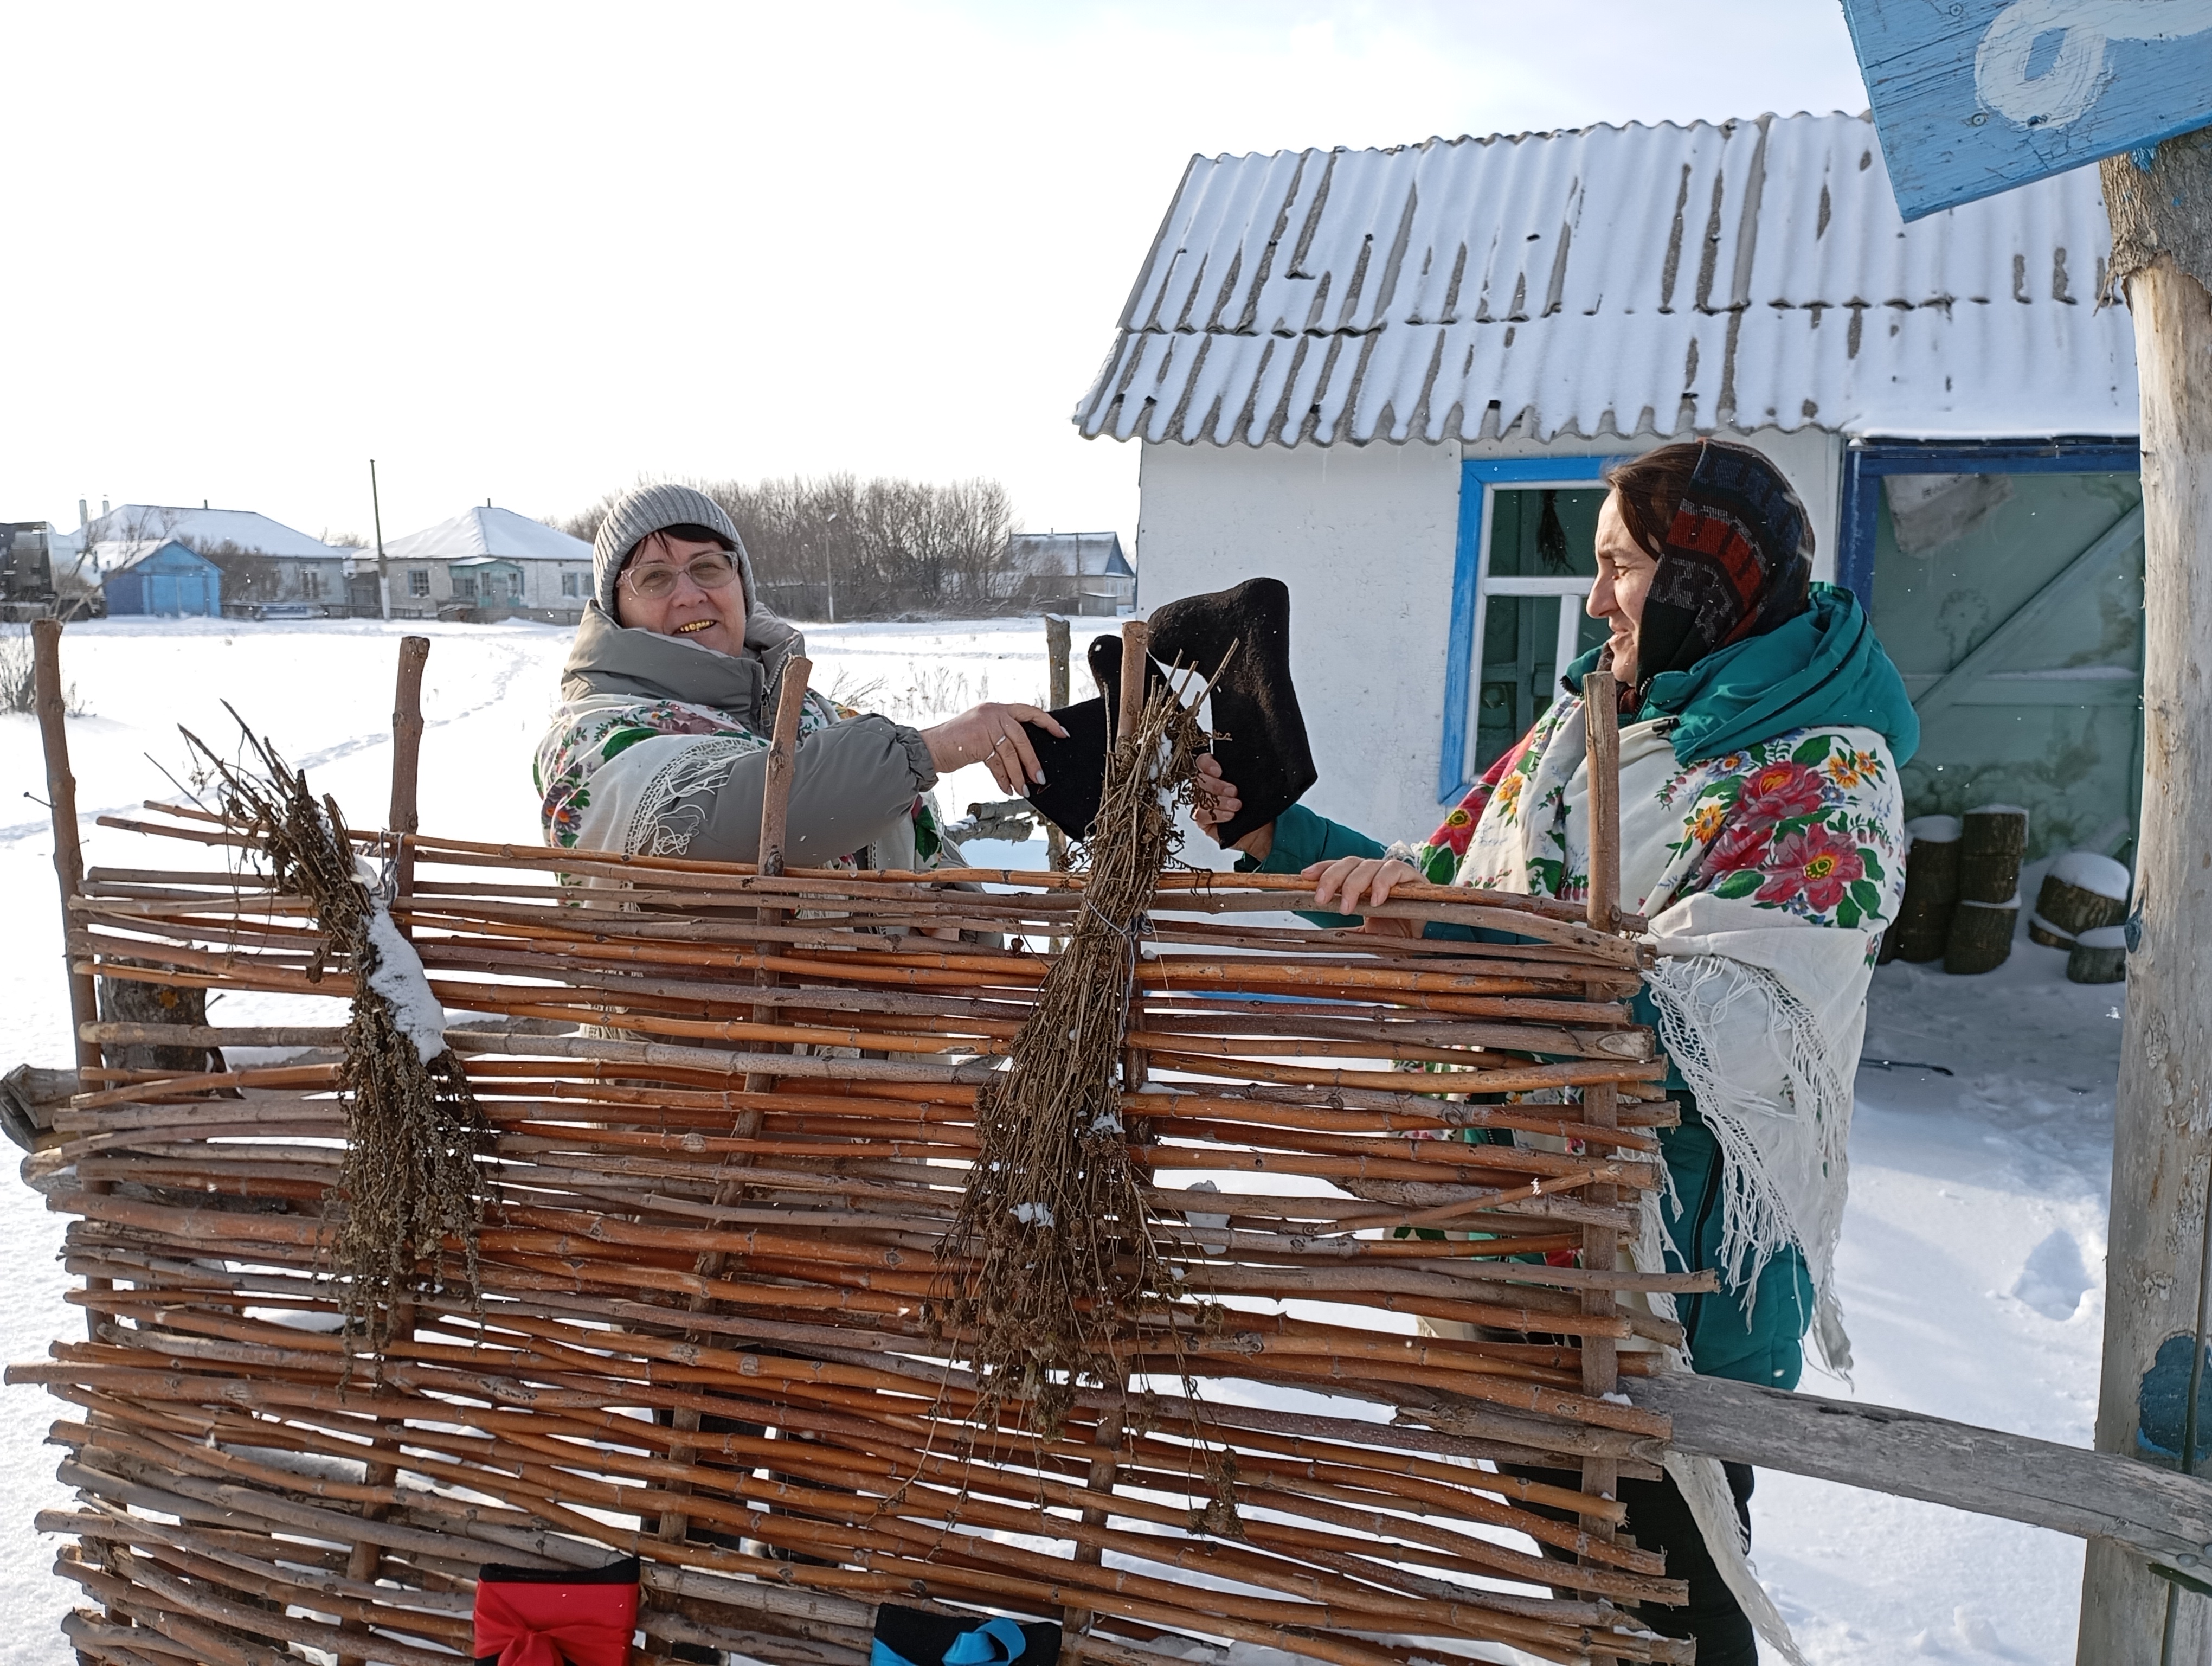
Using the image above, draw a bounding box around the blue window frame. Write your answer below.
[1837,437,2142,609]
[1438,456,1629,804]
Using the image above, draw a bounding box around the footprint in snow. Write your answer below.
[2012,1229,2090,1321]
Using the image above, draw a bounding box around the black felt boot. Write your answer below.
[1017,579,1315,847]
[1149,576,1315,847]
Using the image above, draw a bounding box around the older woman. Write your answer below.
[1193,440,1918,1663]
[537,483,1063,867]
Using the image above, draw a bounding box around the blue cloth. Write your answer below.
[871,1618,1030,1666]
[1568,582,1919,768]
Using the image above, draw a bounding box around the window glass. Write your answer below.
[1476,597,1608,770]
[1474,487,1608,772]
[409,569,430,597]
[1489,488,1602,579]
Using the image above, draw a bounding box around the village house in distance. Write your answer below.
[1078,111,2142,863]
[75,502,594,624]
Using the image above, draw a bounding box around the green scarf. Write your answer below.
[1570,584,1919,767]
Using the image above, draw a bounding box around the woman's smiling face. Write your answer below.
[1589,491,1660,685]
[615,529,748,655]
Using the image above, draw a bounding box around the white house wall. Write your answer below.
[1134,425,1846,848]
[1136,438,1462,844]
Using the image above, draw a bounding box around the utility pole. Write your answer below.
[2079,129,2212,1665]
[370,459,391,621]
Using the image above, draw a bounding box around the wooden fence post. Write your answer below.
[31,620,99,1077]
[1580,668,1623,1661]
[387,636,430,909]
[2080,132,2212,1665]
[1045,615,1071,870]
[659,656,812,1548]
[344,634,433,1666]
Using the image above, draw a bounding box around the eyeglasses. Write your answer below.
[621,551,740,600]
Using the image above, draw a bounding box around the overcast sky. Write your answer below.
[2,2,1870,548]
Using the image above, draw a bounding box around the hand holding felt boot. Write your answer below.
[1016,578,1316,846]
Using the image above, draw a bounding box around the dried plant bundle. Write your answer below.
[935,664,1212,1438]
[177,719,488,1366]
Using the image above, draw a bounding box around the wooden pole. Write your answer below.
[32,620,99,1076]
[1117,620,1150,1094]
[1583,671,1621,938]
[658,656,815,1547]
[34,618,108,1345]
[758,656,812,881]
[1578,668,1622,1659]
[387,637,429,911]
[1116,618,1147,745]
[2081,131,2212,1665]
[1045,615,1071,872]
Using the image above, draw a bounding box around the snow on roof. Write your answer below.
[1075,112,2138,448]
[85,505,343,567]
[106,539,217,575]
[1007,531,1134,579]
[382,506,593,565]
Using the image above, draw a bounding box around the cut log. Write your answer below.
[2030,852,2132,950]
[1958,804,2029,905]
[1945,895,2018,976]
[1628,1370,2212,1569]
[1892,815,1962,962]
[2068,925,2129,986]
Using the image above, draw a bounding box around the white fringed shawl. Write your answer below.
[1400,694,1906,1661]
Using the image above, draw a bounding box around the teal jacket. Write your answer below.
[1574,581,1920,768]
[1231,586,1913,1389]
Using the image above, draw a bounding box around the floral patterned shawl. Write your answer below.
[535,685,844,854]
[1398,692,1904,1663]
[1394,690,1905,1335]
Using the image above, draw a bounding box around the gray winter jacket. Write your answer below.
[536,603,937,868]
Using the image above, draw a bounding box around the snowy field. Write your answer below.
[0,617,2124,1663]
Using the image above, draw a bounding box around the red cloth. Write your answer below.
[473,1571,636,1666]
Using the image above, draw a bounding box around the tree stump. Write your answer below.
[1959,804,2029,904]
[2068,925,2129,985]
[2029,852,2132,949]
[95,969,211,1073]
[1945,896,2018,976]
[1893,814,1963,962]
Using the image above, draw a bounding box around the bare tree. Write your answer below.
[196,540,286,607]
[548,473,1023,620]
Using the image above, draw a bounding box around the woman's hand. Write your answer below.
[922,703,1068,796]
[1191,754,1276,857]
[1303,855,1423,937]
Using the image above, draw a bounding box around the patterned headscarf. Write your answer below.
[1632,440,1814,686]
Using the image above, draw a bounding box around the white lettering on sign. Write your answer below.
[1976,0,2212,128]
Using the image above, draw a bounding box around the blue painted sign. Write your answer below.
[1840,0,2212,220]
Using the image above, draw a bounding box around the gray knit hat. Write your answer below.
[591,483,758,618]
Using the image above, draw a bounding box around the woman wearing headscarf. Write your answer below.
[536,483,1063,867]
[1193,440,1919,1664]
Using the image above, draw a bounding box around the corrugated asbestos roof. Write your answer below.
[1073,112,2139,447]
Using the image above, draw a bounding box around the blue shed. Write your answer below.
[104,540,222,618]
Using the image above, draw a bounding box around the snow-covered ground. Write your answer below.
[0,617,2125,1662]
